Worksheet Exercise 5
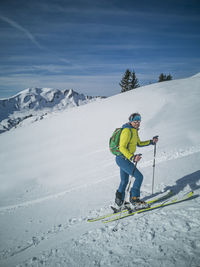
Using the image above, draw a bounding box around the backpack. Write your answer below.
[109,127,132,156]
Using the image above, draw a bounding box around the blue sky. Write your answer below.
[0,0,200,98]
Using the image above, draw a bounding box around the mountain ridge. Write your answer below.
[0,87,103,134]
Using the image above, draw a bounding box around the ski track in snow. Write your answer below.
[0,144,200,214]
[0,216,90,262]
[1,192,200,267]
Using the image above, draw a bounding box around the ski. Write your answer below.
[87,190,173,222]
[102,191,194,223]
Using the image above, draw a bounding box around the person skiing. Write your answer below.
[115,113,158,208]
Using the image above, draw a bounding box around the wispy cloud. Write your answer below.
[0,15,43,49]
[0,15,73,66]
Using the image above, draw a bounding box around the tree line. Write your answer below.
[119,69,172,93]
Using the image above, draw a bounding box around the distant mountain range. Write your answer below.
[0,88,103,134]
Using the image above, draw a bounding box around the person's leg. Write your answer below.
[115,156,144,199]
[115,156,135,203]
[130,167,143,198]
[118,168,129,201]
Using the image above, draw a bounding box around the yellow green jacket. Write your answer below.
[119,123,152,160]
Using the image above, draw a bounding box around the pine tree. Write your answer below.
[166,74,172,81]
[130,70,140,89]
[158,73,173,82]
[158,73,166,82]
[119,69,131,93]
[119,69,140,93]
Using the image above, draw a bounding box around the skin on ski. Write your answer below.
[102,191,194,223]
[87,190,173,222]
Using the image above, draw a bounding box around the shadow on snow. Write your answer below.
[144,170,200,201]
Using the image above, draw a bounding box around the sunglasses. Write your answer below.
[132,120,141,123]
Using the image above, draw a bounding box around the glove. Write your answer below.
[151,135,159,144]
[131,154,142,162]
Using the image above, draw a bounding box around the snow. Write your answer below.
[0,74,200,267]
[0,87,99,134]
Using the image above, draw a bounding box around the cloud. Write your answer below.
[0,15,43,49]
[0,15,73,65]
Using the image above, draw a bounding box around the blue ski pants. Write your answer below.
[116,156,143,201]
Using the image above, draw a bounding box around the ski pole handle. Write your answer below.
[133,153,142,162]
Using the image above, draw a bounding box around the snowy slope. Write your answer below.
[0,87,100,134]
[0,74,200,267]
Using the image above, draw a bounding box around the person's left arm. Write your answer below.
[137,132,159,147]
[137,133,152,147]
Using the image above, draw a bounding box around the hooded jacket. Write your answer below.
[119,123,152,160]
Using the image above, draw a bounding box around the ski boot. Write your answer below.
[115,190,123,207]
[111,191,127,213]
[111,191,132,213]
[130,196,150,211]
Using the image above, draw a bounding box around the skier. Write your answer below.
[115,113,158,209]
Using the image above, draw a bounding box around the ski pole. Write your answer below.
[152,136,158,195]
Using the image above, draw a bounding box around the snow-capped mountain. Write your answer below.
[0,87,101,134]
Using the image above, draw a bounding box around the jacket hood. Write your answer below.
[122,122,139,130]
[122,122,133,129]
